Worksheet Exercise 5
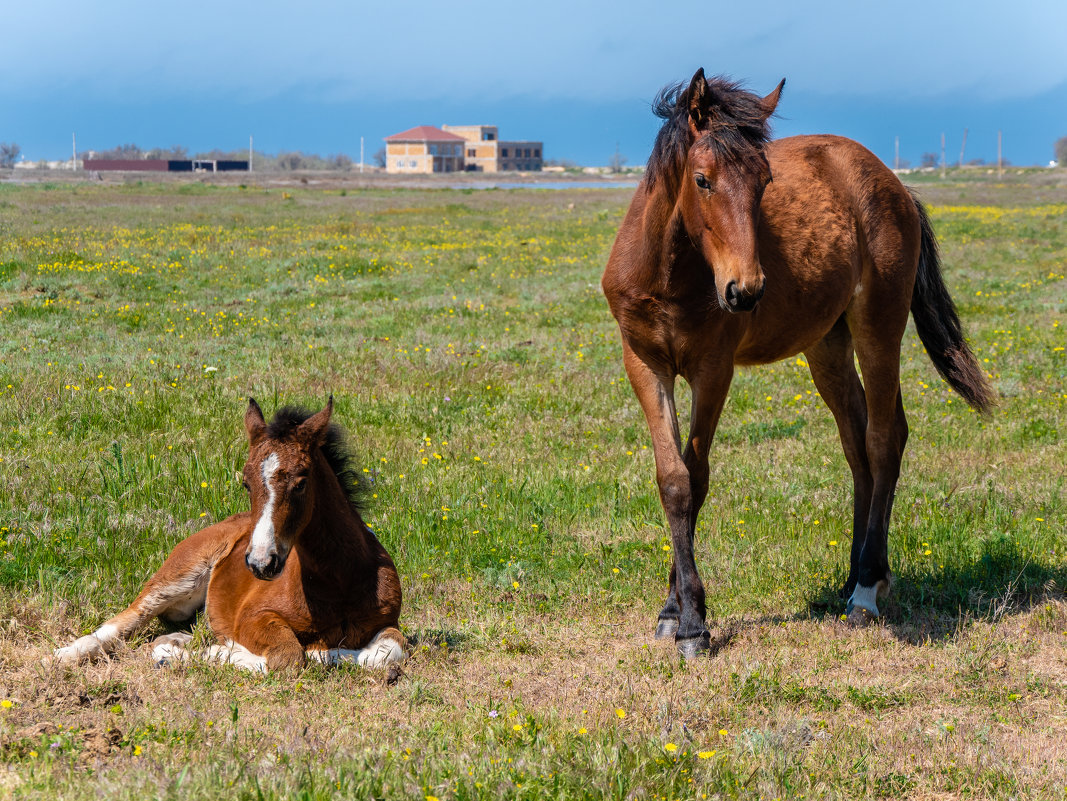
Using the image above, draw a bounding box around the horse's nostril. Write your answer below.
[725,281,739,305]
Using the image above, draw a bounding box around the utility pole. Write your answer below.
[894,136,900,170]
[958,128,968,168]
[997,130,1003,179]
[360,136,364,174]
[940,132,946,179]
[249,135,254,172]
[72,132,77,171]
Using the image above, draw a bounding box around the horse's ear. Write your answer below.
[245,397,266,446]
[686,68,710,129]
[759,78,786,120]
[297,396,333,449]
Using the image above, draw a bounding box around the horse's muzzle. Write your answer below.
[723,280,765,313]
[246,551,286,581]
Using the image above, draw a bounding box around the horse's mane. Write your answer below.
[646,75,775,195]
[266,406,368,512]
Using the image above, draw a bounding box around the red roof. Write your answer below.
[384,125,466,143]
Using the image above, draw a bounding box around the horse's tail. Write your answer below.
[909,194,995,414]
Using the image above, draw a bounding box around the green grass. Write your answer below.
[0,174,1065,799]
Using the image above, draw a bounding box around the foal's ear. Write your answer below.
[297,396,333,449]
[245,397,266,446]
[686,67,710,129]
[759,78,786,120]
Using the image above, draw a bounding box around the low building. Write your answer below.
[384,126,466,173]
[80,159,249,172]
[441,124,542,172]
[497,141,542,172]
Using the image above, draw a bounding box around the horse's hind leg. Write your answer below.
[845,307,911,621]
[805,319,873,601]
[53,523,234,664]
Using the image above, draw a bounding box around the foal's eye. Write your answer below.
[694,173,711,190]
[292,476,307,493]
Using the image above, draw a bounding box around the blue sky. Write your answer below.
[4,0,1067,167]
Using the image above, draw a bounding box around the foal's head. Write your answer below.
[649,69,784,312]
[241,397,339,580]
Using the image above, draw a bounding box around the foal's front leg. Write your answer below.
[624,346,728,657]
[234,613,306,672]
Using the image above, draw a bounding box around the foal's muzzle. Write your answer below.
[723,279,765,313]
[246,550,286,581]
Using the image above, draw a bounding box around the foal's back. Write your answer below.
[733,134,921,366]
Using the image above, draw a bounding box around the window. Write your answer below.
[524,148,531,158]
[395,159,403,169]
[483,131,495,141]
[501,148,508,157]
[468,148,476,157]
[409,160,417,167]
[534,149,540,158]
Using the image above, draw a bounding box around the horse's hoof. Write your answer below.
[676,632,711,660]
[654,619,679,640]
[844,605,878,627]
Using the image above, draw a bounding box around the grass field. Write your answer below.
[0,173,1064,799]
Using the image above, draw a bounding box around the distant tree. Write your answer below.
[372,148,386,168]
[328,153,353,170]
[966,157,986,166]
[608,143,627,173]
[0,142,20,168]
[277,151,306,170]
[920,152,938,169]
[1055,136,1067,166]
[146,145,189,160]
[97,143,144,160]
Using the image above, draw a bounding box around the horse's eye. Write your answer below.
[242,481,250,492]
[292,476,307,493]
[694,173,710,190]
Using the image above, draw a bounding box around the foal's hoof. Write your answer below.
[676,632,711,660]
[654,619,679,640]
[844,605,878,627]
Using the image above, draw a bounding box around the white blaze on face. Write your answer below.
[248,452,280,566]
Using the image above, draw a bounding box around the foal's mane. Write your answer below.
[646,75,775,195]
[266,406,368,512]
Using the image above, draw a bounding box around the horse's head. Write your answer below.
[241,397,334,580]
[678,69,783,313]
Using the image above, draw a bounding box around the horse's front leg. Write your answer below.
[233,613,305,673]
[652,367,732,645]
[624,346,731,658]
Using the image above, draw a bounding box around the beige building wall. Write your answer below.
[385,141,463,174]
[443,125,501,172]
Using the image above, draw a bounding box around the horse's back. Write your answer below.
[732,135,920,364]
[766,134,920,266]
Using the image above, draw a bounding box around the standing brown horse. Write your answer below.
[602,69,993,658]
[54,398,405,672]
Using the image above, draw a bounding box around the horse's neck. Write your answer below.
[296,472,374,578]
[637,183,696,293]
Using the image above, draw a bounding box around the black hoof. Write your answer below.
[676,632,711,660]
[654,619,679,640]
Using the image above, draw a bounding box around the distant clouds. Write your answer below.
[5,0,1066,103]
[4,0,1065,165]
